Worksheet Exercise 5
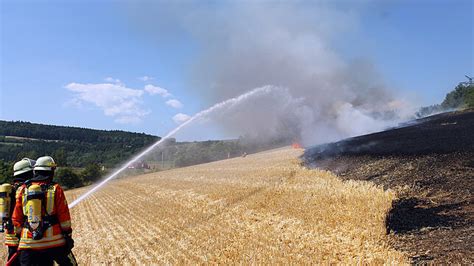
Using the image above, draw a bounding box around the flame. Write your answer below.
[292,142,302,149]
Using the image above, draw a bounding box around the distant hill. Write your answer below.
[0,120,160,168]
[0,120,282,187]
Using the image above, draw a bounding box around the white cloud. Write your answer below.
[65,82,149,124]
[104,77,122,84]
[166,99,183,109]
[144,84,171,98]
[172,113,191,124]
[138,76,155,81]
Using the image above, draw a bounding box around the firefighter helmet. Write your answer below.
[13,158,36,176]
[34,156,57,171]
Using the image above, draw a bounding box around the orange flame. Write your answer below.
[292,143,302,149]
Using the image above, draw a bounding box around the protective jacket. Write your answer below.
[12,181,72,250]
[4,181,25,247]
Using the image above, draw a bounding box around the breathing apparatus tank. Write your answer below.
[25,184,44,240]
[0,183,13,233]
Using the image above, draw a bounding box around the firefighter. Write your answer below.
[1,158,35,265]
[12,156,77,266]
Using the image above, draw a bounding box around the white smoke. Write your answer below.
[127,1,411,145]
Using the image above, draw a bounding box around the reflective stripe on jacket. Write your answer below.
[12,182,72,250]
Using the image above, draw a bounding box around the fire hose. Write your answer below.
[5,250,19,266]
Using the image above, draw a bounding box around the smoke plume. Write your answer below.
[128,1,409,145]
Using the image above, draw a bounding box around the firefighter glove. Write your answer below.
[63,232,74,251]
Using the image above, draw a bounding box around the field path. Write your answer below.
[2,148,407,264]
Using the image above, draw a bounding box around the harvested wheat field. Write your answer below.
[2,148,407,264]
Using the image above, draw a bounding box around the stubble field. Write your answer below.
[2,148,407,264]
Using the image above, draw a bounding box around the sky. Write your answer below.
[0,0,473,141]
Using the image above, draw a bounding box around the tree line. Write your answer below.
[0,122,159,188]
[416,83,474,117]
[0,121,158,144]
[0,121,159,168]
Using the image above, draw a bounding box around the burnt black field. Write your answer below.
[303,109,474,264]
[304,109,474,159]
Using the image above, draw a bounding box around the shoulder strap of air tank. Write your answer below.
[49,181,57,189]
[24,179,32,188]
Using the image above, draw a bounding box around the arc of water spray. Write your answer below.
[68,85,276,208]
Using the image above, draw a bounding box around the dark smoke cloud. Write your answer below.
[127,1,411,145]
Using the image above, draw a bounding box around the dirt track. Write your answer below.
[304,109,474,264]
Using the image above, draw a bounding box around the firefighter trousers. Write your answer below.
[7,246,21,266]
[19,246,77,266]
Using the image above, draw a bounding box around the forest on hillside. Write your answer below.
[0,123,159,187]
[0,121,159,167]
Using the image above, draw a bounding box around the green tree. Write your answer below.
[417,84,474,117]
[53,147,68,166]
[54,167,82,189]
[81,163,102,184]
[0,160,13,184]
[441,84,474,109]
[465,85,474,108]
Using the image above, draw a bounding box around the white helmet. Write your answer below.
[13,158,36,176]
[34,156,57,171]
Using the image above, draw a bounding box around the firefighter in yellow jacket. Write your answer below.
[12,156,77,265]
[1,158,35,265]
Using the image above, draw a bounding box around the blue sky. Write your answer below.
[0,0,472,140]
